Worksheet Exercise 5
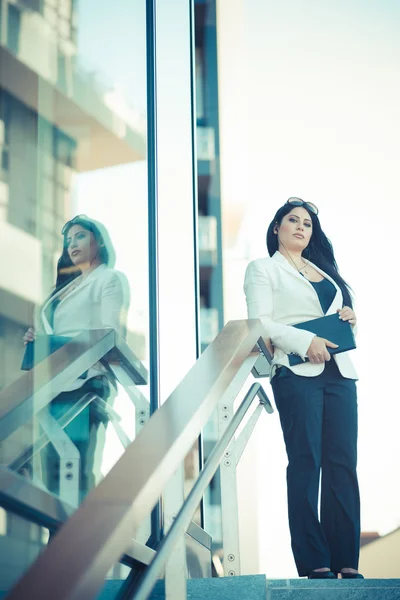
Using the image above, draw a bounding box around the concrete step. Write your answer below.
[264,578,400,600]
[98,575,400,600]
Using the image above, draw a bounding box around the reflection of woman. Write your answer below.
[244,198,362,579]
[23,215,129,501]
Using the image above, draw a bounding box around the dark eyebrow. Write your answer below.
[67,229,86,238]
[289,213,312,223]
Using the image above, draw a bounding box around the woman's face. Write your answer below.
[276,206,313,252]
[65,225,100,268]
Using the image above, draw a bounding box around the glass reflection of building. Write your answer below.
[0,0,149,587]
[0,0,261,590]
[0,0,146,391]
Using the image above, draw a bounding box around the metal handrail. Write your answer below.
[6,319,268,600]
[0,328,147,442]
[133,382,273,600]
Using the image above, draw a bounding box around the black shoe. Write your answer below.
[308,570,337,579]
[340,572,364,579]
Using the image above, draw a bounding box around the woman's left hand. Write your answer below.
[337,306,357,326]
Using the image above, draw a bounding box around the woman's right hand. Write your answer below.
[306,336,338,364]
[23,327,36,345]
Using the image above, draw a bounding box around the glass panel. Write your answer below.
[192,0,224,562]
[0,0,149,586]
[0,507,50,594]
[3,377,142,505]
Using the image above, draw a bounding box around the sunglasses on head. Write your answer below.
[61,214,91,235]
[286,197,319,215]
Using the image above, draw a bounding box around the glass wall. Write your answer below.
[0,0,149,589]
[193,0,224,560]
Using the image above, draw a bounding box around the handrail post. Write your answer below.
[38,411,81,507]
[218,401,241,577]
[209,354,259,577]
[218,382,273,576]
[108,363,150,435]
[163,466,187,600]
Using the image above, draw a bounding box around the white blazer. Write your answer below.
[244,251,358,379]
[37,264,129,389]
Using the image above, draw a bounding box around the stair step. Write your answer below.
[264,578,400,599]
[97,576,400,600]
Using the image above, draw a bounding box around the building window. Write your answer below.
[196,48,205,121]
[24,0,43,11]
[0,91,11,146]
[0,99,10,184]
[54,130,76,168]
[57,51,67,91]
[7,4,21,55]
[0,180,9,221]
[0,507,7,536]
[42,177,55,209]
[0,150,8,182]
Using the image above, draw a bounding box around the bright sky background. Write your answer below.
[218,0,400,577]
[70,0,400,579]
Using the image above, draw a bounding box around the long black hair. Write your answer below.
[266,203,353,308]
[53,215,116,296]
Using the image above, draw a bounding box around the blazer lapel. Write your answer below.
[272,251,310,287]
[61,263,106,303]
[40,264,106,332]
[272,251,342,314]
[40,281,72,333]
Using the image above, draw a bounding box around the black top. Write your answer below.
[45,298,61,329]
[308,277,336,314]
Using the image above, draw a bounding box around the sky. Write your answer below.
[71,0,400,579]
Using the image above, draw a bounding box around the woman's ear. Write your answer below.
[273,224,279,234]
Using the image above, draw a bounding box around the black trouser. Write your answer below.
[271,359,360,577]
[41,377,110,503]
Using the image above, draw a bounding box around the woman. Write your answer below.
[244,198,362,580]
[23,215,129,502]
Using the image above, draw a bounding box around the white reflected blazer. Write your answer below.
[37,264,129,389]
[244,251,358,379]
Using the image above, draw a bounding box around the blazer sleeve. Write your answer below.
[244,261,315,359]
[100,271,130,337]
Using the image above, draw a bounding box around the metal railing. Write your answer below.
[0,329,148,510]
[0,328,147,444]
[3,318,272,600]
[132,382,272,600]
[0,329,151,565]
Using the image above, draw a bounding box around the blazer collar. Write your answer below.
[272,251,309,282]
[271,251,341,312]
[54,263,106,302]
[272,251,333,282]
[41,264,107,331]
